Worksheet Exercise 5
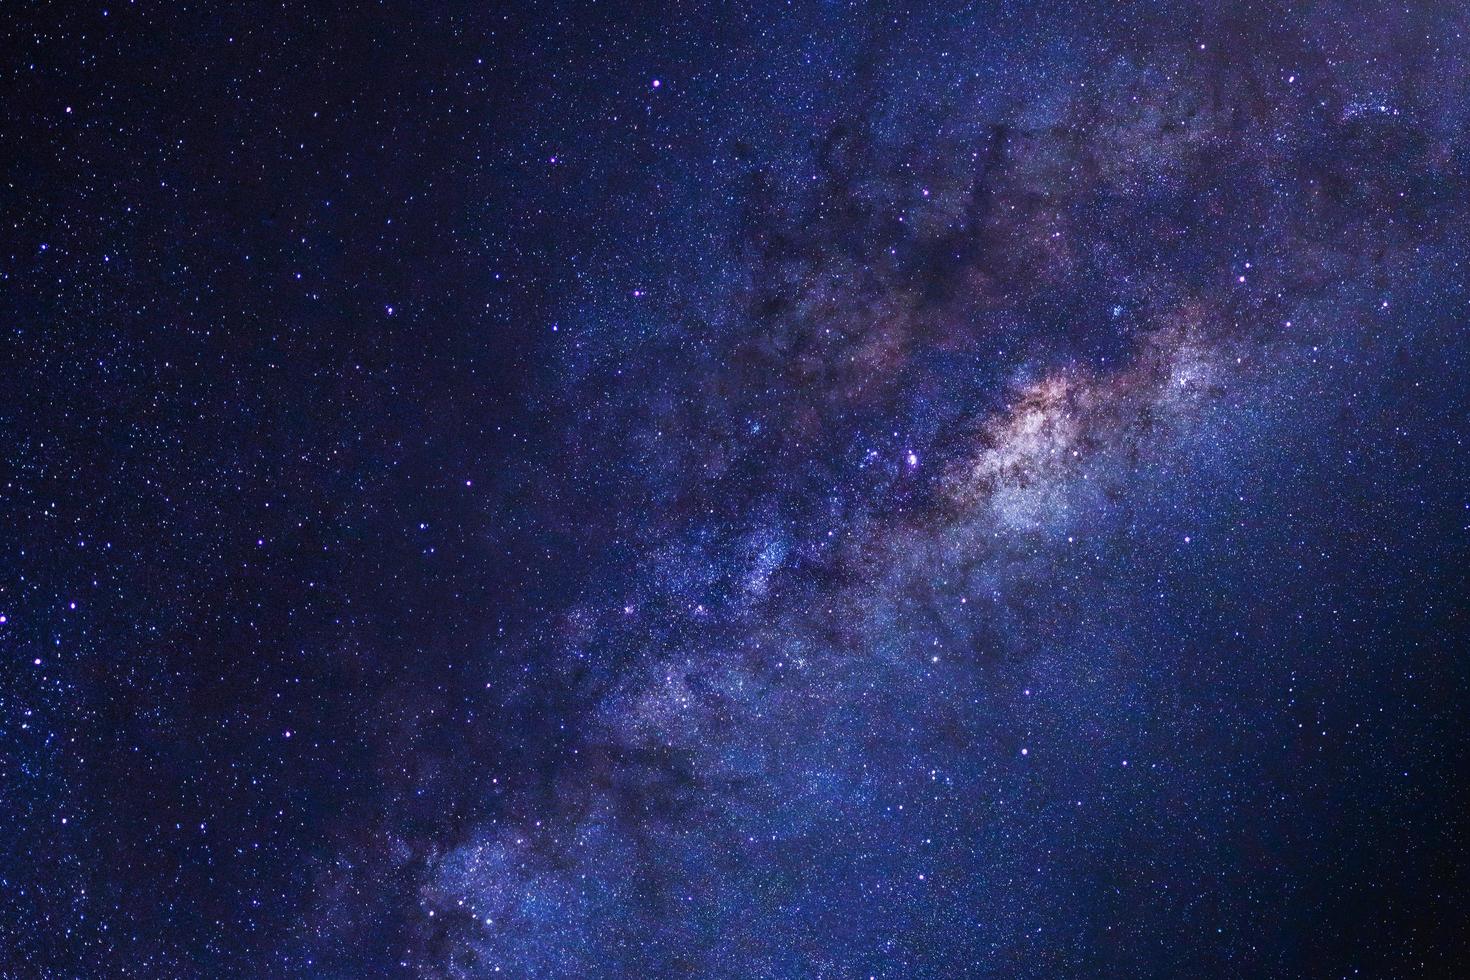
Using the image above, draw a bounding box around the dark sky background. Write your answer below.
[3,1,1469,977]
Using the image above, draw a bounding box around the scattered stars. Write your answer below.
[4,4,1462,976]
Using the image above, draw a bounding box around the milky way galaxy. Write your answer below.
[4,1,1469,977]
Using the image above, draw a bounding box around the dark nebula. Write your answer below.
[3,1,1469,977]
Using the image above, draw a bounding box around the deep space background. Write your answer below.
[4,1,1470,977]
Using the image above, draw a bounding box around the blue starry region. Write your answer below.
[2,2,1469,977]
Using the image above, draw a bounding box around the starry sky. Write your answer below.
[4,1,1470,977]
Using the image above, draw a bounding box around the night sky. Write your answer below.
[4,1,1470,977]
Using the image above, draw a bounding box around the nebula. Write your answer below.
[377,7,1470,977]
